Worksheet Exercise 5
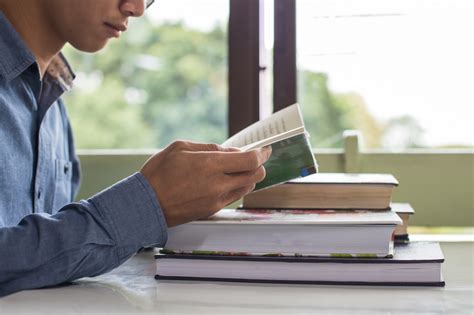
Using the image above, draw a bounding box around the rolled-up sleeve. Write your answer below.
[0,172,167,297]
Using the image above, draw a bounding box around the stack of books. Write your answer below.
[154,104,445,286]
[155,173,444,286]
[242,173,416,243]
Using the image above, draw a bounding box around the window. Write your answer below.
[294,0,473,149]
[65,1,472,227]
[264,0,473,149]
[63,0,229,149]
[63,0,472,151]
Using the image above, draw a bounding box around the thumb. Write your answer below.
[183,141,242,153]
[219,146,241,153]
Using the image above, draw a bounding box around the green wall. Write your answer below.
[77,136,474,227]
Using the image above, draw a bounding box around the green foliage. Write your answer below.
[381,115,425,149]
[332,92,384,148]
[298,71,383,148]
[65,77,153,149]
[63,16,420,150]
[63,17,227,149]
[298,71,348,148]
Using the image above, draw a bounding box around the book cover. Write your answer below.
[254,133,317,190]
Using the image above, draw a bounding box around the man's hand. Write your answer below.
[140,141,272,227]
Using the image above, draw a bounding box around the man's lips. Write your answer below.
[104,22,127,38]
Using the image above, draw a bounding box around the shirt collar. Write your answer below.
[45,53,75,91]
[0,11,36,82]
[0,11,75,90]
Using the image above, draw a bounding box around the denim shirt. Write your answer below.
[0,12,167,297]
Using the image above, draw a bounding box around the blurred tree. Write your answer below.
[63,17,227,149]
[64,16,415,150]
[65,77,154,149]
[298,71,383,149]
[332,92,384,149]
[381,115,425,149]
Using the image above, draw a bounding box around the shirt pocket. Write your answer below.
[52,158,73,212]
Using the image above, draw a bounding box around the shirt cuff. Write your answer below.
[87,172,168,259]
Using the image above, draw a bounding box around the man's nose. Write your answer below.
[119,0,146,18]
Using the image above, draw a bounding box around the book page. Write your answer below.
[199,209,402,225]
[289,173,399,186]
[222,103,305,149]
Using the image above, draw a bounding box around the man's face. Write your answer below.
[44,0,146,52]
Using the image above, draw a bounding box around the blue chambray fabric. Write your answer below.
[0,12,168,297]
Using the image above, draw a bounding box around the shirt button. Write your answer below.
[37,189,42,200]
[64,164,70,174]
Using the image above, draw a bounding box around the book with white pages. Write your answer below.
[163,208,402,257]
[155,242,445,287]
[221,103,317,191]
[242,173,399,210]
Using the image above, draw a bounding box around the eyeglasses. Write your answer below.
[146,0,155,9]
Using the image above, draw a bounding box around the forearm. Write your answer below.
[0,173,167,297]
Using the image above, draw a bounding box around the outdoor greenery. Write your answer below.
[298,71,384,148]
[63,16,421,150]
[64,17,227,149]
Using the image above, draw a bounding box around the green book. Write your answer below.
[222,103,318,191]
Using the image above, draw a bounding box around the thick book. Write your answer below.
[233,203,413,242]
[242,173,399,210]
[222,103,318,191]
[155,242,445,287]
[391,203,415,243]
[163,208,402,257]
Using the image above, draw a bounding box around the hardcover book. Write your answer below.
[242,173,399,210]
[155,242,445,287]
[164,208,402,257]
[222,103,318,191]
[391,203,415,242]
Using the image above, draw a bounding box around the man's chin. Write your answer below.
[69,39,109,53]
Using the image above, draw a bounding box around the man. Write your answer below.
[0,0,271,297]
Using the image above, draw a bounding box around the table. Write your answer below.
[1,241,473,314]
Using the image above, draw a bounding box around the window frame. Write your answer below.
[74,1,474,228]
[228,0,261,136]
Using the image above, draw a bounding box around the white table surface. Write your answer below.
[1,241,473,314]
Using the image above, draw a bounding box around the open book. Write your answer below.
[222,103,318,191]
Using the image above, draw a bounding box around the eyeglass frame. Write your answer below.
[146,0,154,9]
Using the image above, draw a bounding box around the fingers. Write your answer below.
[215,146,272,173]
[219,184,256,208]
[219,146,241,153]
[179,166,264,204]
[184,165,264,207]
[166,140,241,153]
[164,140,219,152]
[143,140,272,228]
[165,141,270,174]
[218,165,266,193]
